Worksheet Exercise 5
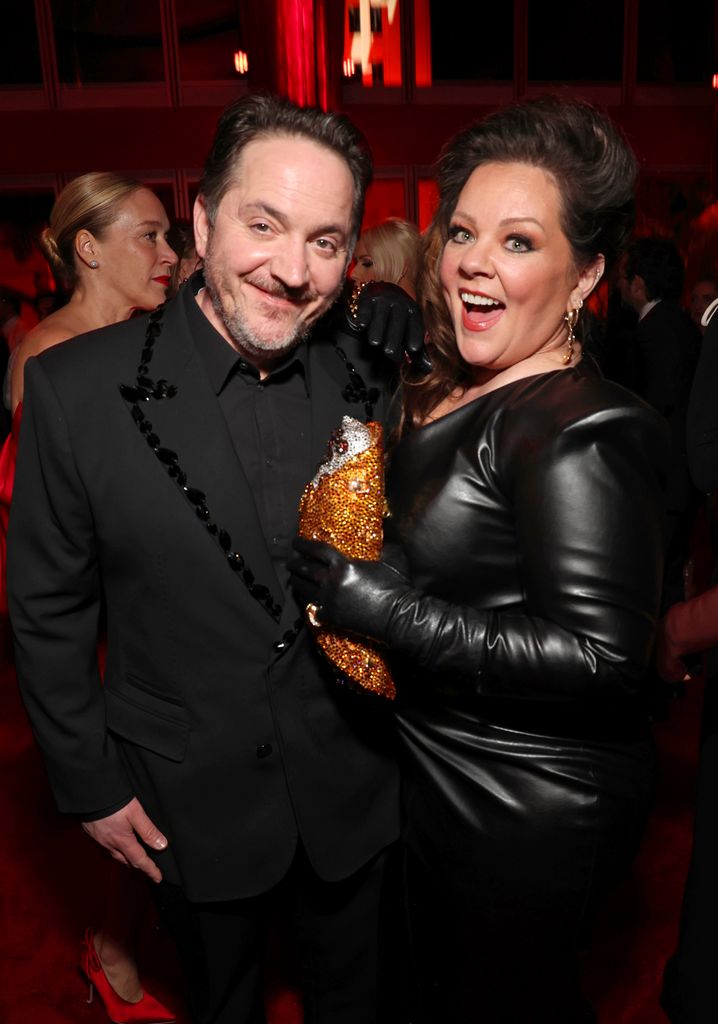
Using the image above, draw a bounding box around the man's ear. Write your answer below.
[193,196,210,260]
[631,273,648,305]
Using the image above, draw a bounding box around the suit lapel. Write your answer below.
[121,295,284,619]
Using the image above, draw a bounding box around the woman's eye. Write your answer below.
[359,257,373,268]
[448,225,473,245]
[144,231,158,242]
[506,235,532,253]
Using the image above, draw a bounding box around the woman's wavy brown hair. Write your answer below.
[402,96,637,433]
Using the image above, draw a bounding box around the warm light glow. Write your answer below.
[713,73,718,89]
[343,58,355,76]
[234,50,249,74]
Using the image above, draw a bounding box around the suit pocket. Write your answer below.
[106,674,190,763]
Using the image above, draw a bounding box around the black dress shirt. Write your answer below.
[186,282,313,594]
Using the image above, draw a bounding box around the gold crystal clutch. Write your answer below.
[298,416,396,700]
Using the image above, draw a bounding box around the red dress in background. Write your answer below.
[0,403,22,615]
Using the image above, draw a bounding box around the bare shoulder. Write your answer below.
[19,313,78,358]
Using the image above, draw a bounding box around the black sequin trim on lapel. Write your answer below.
[118,303,285,626]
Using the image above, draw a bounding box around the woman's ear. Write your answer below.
[569,254,605,311]
[75,229,99,270]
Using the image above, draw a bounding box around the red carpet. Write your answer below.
[0,616,702,1024]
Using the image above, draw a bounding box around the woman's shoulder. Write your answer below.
[498,359,669,466]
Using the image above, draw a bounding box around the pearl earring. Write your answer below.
[89,260,98,269]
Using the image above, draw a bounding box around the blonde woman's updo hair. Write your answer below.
[359,218,421,293]
[406,96,638,432]
[40,172,143,286]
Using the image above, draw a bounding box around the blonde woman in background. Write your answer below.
[2,171,176,1024]
[351,216,421,298]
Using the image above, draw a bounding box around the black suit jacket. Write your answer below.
[630,300,700,515]
[7,285,399,901]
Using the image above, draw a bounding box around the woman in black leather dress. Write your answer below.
[290,98,667,1022]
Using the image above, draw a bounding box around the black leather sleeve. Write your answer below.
[686,312,718,492]
[7,358,134,816]
[386,404,666,702]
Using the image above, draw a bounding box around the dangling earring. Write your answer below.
[563,306,580,365]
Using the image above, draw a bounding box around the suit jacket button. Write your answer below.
[256,744,273,759]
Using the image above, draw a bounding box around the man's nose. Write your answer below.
[271,238,310,289]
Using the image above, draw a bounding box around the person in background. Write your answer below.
[290,96,667,1023]
[0,292,31,355]
[2,170,177,1024]
[659,297,718,1023]
[351,217,421,298]
[689,277,718,335]
[166,220,203,298]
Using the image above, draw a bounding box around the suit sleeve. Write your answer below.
[386,404,666,701]
[686,312,718,492]
[7,357,133,815]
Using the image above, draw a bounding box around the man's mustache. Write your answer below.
[247,276,317,305]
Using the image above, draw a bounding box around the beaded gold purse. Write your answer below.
[298,416,396,700]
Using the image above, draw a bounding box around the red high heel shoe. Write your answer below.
[79,928,176,1024]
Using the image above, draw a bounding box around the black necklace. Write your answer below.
[119,302,379,654]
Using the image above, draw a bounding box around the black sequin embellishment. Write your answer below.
[118,303,284,625]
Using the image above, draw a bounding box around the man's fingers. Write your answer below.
[127,803,168,852]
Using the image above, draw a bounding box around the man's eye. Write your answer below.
[251,222,272,234]
[315,237,338,254]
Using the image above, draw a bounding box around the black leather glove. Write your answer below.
[289,537,412,643]
[350,281,431,373]
[289,538,489,676]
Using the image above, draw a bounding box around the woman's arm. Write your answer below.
[291,402,667,702]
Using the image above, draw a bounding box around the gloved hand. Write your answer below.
[289,537,412,643]
[290,537,490,680]
[350,281,431,373]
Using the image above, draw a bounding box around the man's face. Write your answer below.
[616,256,643,312]
[194,135,355,372]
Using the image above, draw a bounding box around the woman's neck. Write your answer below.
[67,281,135,332]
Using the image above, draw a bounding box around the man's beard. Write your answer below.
[203,249,339,363]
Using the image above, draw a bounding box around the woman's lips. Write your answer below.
[153,275,171,287]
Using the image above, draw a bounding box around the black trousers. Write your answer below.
[154,844,391,1024]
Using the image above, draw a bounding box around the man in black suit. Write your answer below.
[8,96,405,1024]
[619,237,700,611]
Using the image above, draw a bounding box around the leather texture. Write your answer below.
[382,360,667,993]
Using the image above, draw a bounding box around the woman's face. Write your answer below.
[439,161,599,376]
[350,240,376,284]
[93,188,177,310]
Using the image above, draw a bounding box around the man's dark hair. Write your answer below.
[199,94,373,250]
[624,237,685,302]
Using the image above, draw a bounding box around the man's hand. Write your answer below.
[82,797,168,883]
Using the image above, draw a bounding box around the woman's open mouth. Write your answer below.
[460,290,505,331]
